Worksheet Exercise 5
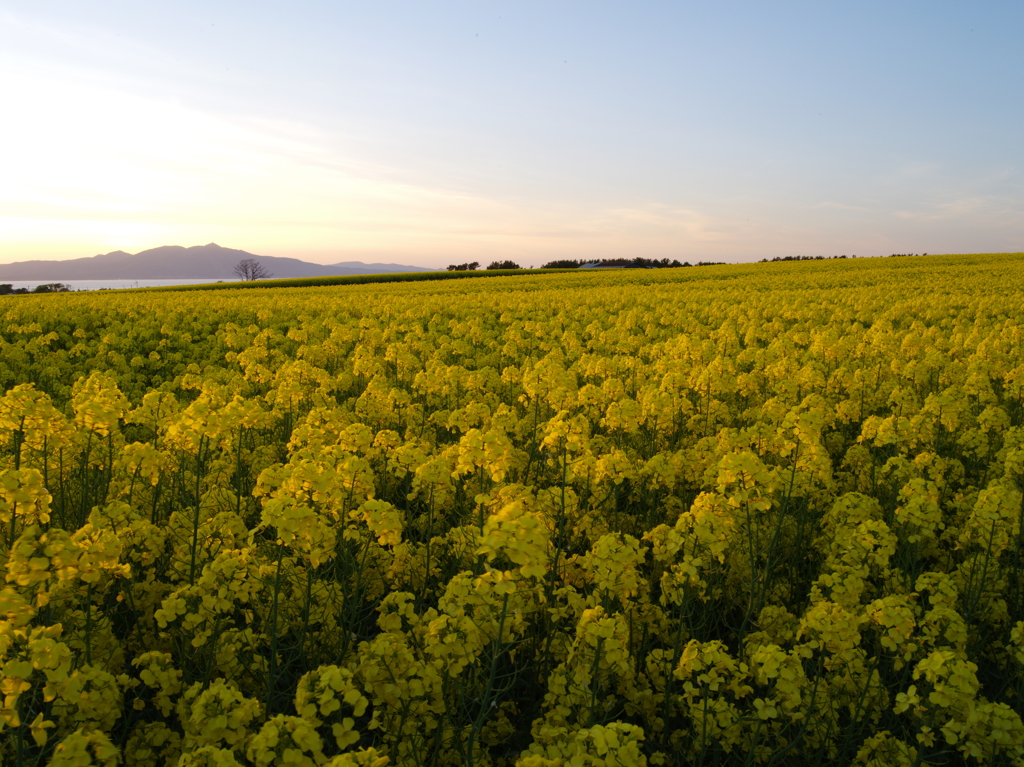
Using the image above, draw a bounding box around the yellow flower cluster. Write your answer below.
[1,254,1024,765]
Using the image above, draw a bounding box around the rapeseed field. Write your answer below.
[2,253,1024,766]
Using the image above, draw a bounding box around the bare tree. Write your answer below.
[232,258,273,281]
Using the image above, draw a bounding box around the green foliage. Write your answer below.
[2,253,1024,766]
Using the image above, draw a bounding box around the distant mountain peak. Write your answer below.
[0,245,436,281]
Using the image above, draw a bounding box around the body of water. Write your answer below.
[1,278,225,292]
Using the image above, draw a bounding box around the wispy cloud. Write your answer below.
[2,4,1022,265]
[0,63,752,265]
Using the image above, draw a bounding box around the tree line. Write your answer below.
[0,283,72,295]
[758,253,929,263]
[447,261,522,271]
[540,257,706,268]
[446,258,727,271]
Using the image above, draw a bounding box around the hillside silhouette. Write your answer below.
[0,244,434,281]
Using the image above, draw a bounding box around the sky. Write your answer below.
[1,1,1021,268]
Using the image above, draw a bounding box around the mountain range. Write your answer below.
[0,244,435,281]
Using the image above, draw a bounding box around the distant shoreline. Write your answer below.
[0,278,228,292]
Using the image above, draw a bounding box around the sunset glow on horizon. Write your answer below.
[2,2,1021,268]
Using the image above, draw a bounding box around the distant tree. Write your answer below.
[541,260,583,269]
[446,262,480,271]
[0,284,12,295]
[232,259,273,281]
[31,283,71,293]
[486,260,521,270]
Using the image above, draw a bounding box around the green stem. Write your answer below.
[466,592,510,767]
[84,583,93,666]
[188,437,207,586]
[588,636,604,727]
[265,539,286,715]
[13,415,25,470]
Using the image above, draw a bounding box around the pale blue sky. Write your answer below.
[2,1,1021,267]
